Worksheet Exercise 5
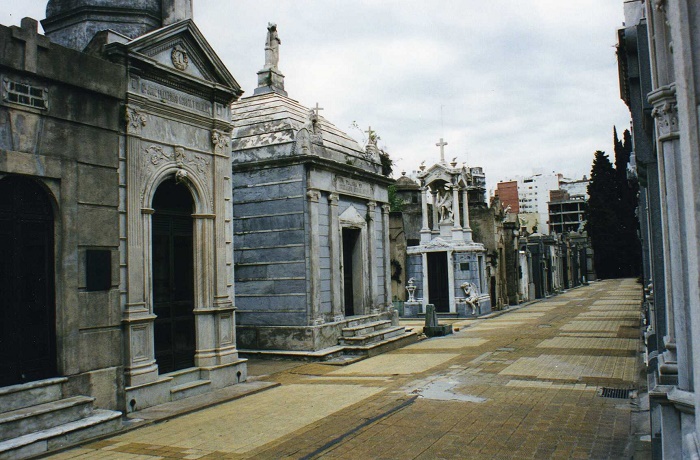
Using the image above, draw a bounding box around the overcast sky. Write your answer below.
[2,1,631,193]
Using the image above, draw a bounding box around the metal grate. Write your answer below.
[599,387,632,399]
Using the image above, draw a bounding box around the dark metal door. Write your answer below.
[0,176,56,387]
[152,179,195,374]
[427,251,449,312]
[342,228,360,316]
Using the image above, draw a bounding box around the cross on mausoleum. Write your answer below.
[312,102,324,117]
[11,18,50,74]
[436,137,448,163]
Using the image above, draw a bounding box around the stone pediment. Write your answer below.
[339,205,366,227]
[419,162,470,188]
[125,19,240,91]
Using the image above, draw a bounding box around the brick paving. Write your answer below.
[46,279,647,459]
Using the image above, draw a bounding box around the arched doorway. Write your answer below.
[0,176,56,386]
[152,178,195,374]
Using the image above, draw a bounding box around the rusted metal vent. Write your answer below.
[599,388,632,399]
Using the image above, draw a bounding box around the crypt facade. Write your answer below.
[406,143,491,316]
[0,1,248,455]
[230,25,416,353]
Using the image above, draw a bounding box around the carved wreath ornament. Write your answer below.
[171,44,189,71]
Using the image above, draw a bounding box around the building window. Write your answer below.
[2,78,48,110]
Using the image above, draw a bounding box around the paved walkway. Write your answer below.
[47,279,649,459]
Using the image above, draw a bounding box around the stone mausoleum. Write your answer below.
[230,26,416,354]
[406,142,491,316]
[0,1,247,456]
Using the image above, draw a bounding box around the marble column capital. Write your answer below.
[328,192,339,204]
[306,189,320,202]
[649,84,679,139]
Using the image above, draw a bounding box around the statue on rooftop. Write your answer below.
[264,23,281,70]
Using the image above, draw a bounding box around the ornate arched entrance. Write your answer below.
[0,175,56,386]
[151,178,196,374]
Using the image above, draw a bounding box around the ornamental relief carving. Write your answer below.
[125,106,147,134]
[139,144,211,203]
[651,100,678,137]
[171,44,189,71]
[211,129,231,155]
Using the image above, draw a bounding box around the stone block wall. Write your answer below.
[232,163,309,327]
[0,22,125,409]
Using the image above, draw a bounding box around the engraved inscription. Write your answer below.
[139,80,212,115]
[336,176,372,198]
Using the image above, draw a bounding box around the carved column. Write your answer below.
[212,130,232,309]
[420,185,431,243]
[307,189,323,324]
[431,189,439,233]
[192,212,217,367]
[122,106,158,387]
[421,252,429,313]
[462,188,473,242]
[649,84,682,385]
[447,250,455,313]
[367,200,378,313]
[329,193,343,321]
[382,204,392,309]
[451,185,463,241]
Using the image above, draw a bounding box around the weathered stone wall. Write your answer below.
[232,164,308,327]
[0,21,125,409]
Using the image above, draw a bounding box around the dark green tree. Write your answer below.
[586,150,621,278]
[613,128,642,277]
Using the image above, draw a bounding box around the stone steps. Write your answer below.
[341,320,392,337]
[342,330,420,358]
[170,379,212,401]
[167,367,204,387]
[339,326,407,346]
[0,378,122,459]
[0,378,66,413]
[0,409,122,460]
[0,396,94,442]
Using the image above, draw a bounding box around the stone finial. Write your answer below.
[254,23,287,96]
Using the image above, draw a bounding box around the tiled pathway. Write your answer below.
[47,279,646,459]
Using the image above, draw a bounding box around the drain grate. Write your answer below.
[599,387,632,399]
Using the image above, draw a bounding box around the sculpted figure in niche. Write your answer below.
[264,23,281,70]
[437,187,453,222]
[461,282,480,315]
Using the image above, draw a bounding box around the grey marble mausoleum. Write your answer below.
[230,27,417,354]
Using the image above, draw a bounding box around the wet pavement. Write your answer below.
[45,279,649,459]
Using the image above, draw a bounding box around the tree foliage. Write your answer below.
[388,184,404,212]
[586,128,642,279]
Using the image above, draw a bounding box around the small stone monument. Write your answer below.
[404,278,421,317]
[423,304,452,337]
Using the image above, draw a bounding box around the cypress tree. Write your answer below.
[613,128,642,277]
[586,150,620,278]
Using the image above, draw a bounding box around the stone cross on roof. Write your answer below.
[11,18,49,74]
[436,138,448,163]
[312,102,324,117]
